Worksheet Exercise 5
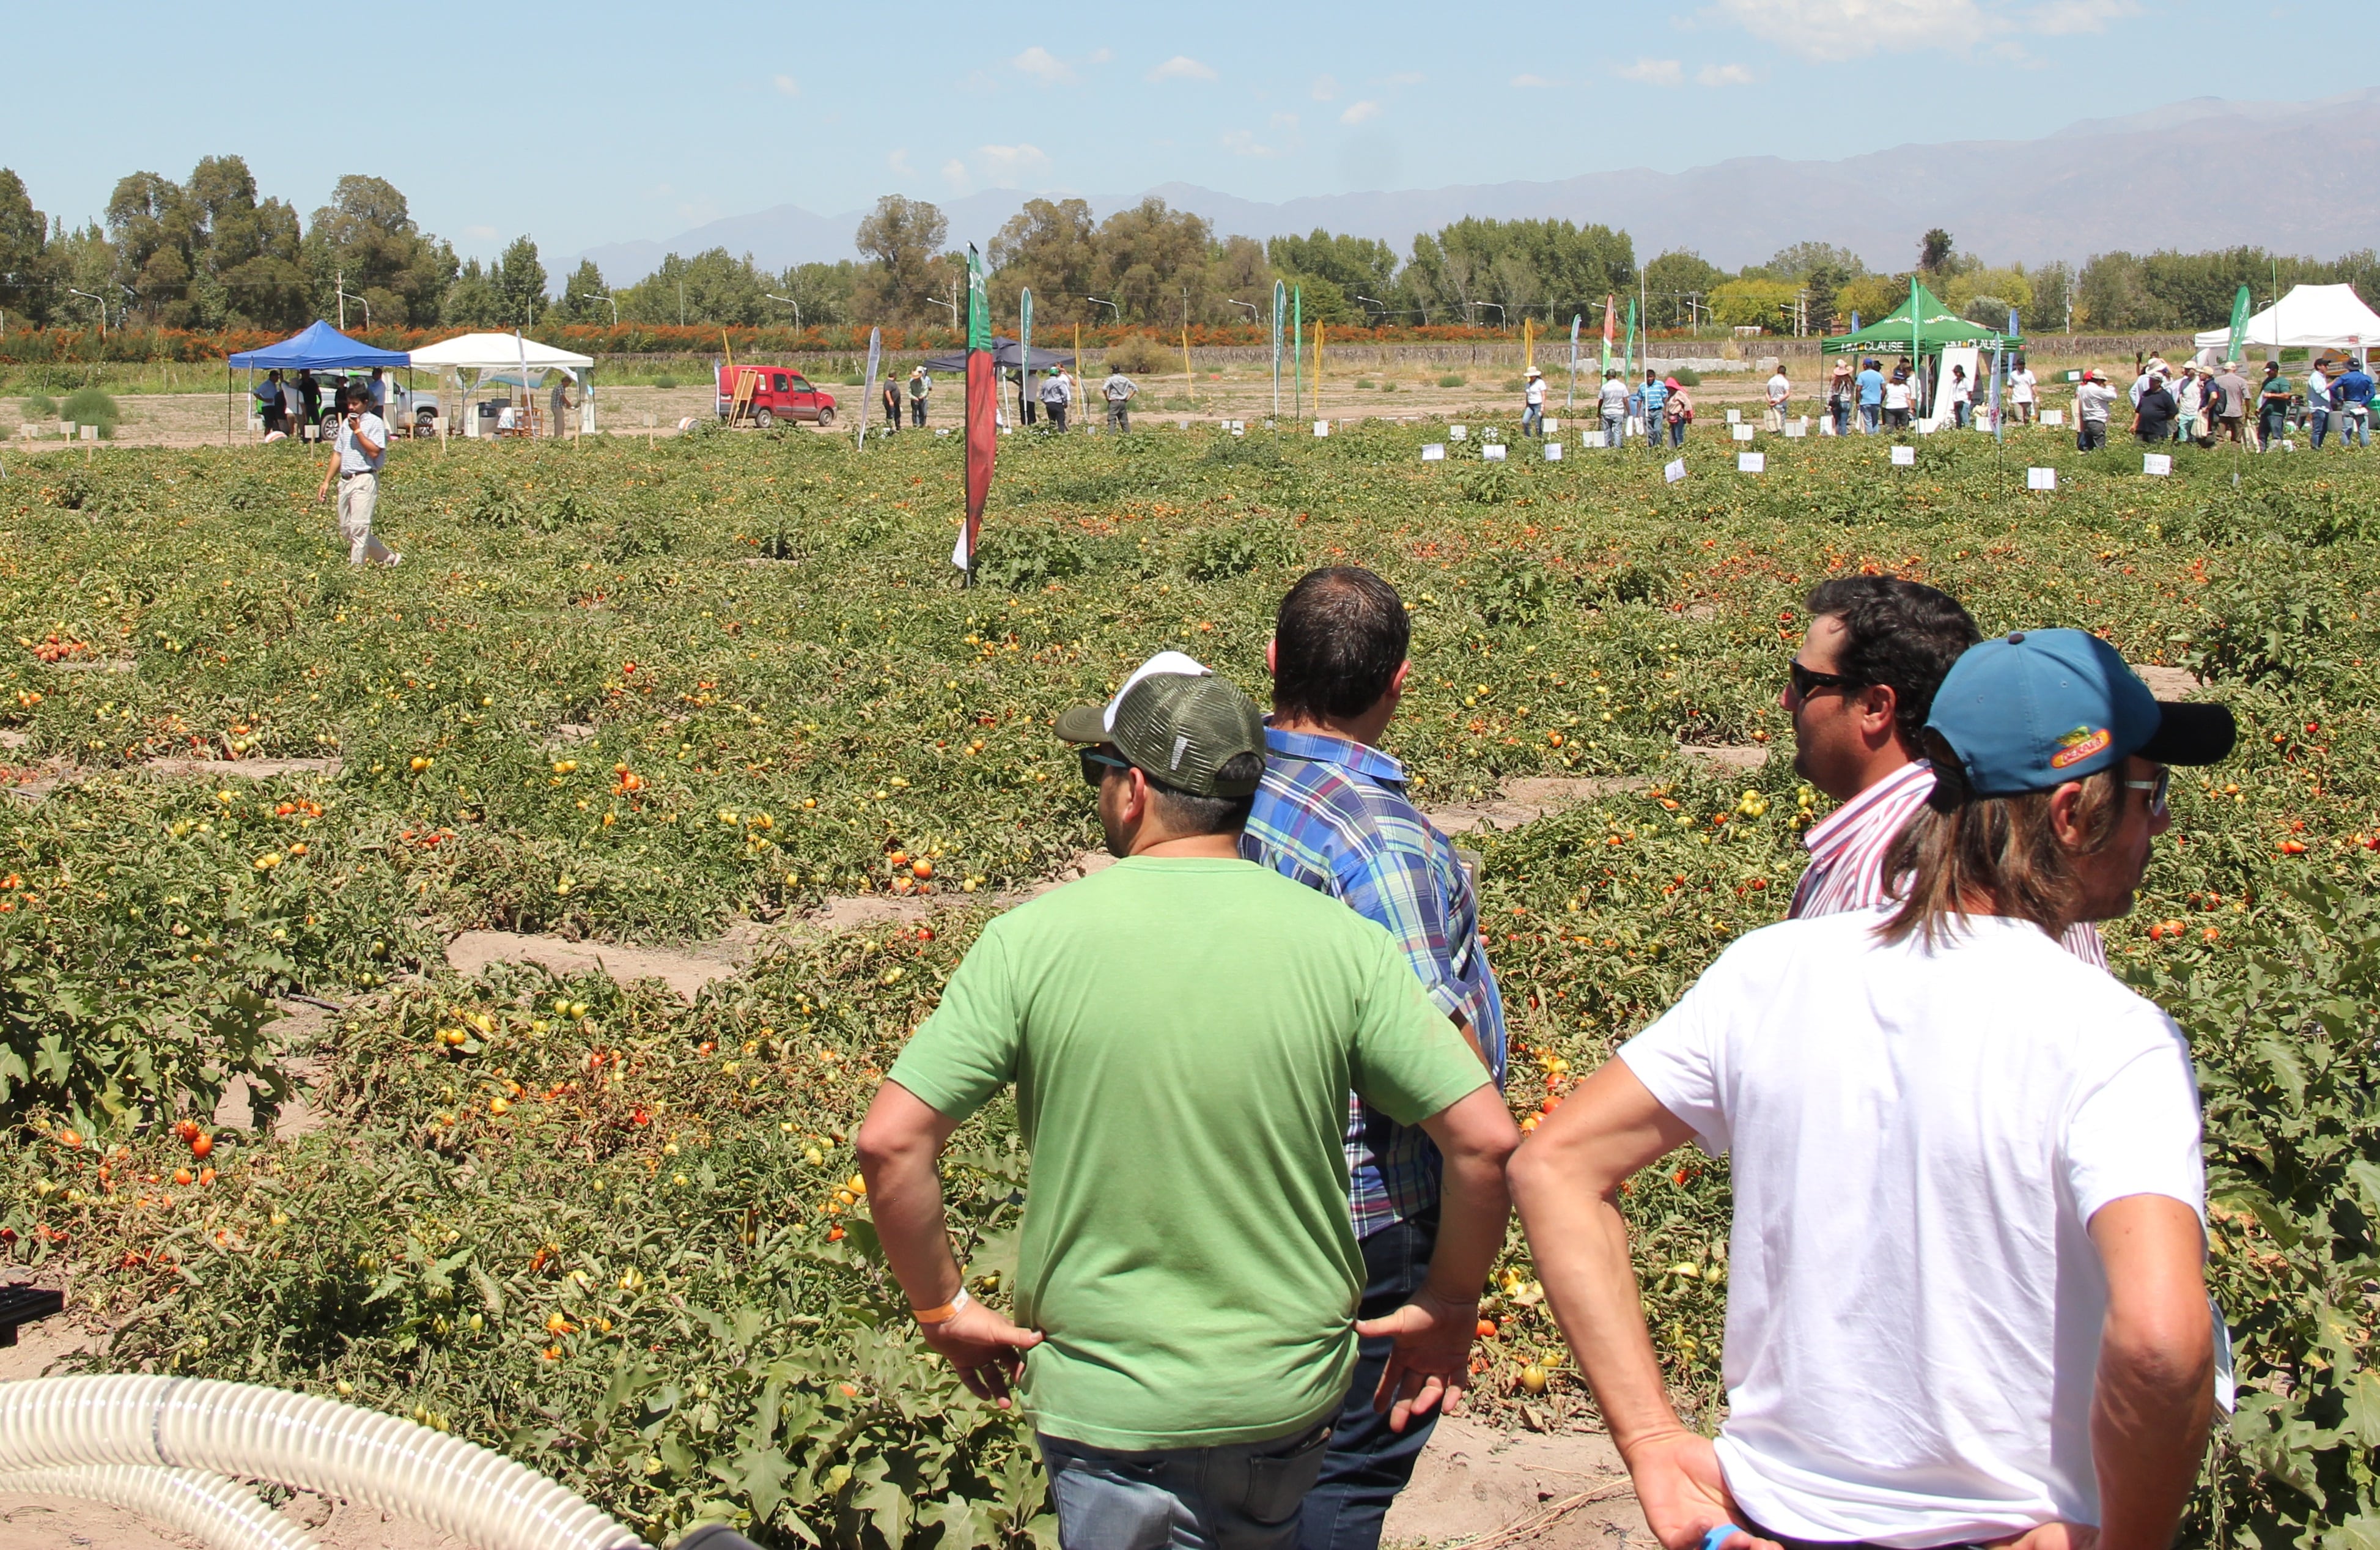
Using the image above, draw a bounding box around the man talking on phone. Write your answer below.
[315,383,402,567]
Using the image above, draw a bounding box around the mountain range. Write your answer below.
[575,89,2380,283]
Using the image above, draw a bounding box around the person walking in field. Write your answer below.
[1854,358,1885,434]
[1039,361,1072,432]
[1827,358,1852,436]
[314,383,400,567]
[2211,360,2250,446]
[1597,368,1630,447]
[1779,575,2109,967]
[881,372,901,435]
[1240,568,1510,1550]
[2075,368,2115,451]
[1102,365,1138,431]
[2307,361,2333,449]
[1521,367,1546,437]
[2007,356,2036,424]
[907,366,930,427]
[1763,364,1790,432]
[857,654,1517,1550]
[1663,377,1692,447]
[2332,358,2374,448]
[2257,361,2291,450]
[1637,371,1667,446]
[1512,625,2235,1550]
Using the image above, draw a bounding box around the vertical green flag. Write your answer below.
[2226,284,2252,366]
[1624,298,1637,381]
[1019,287,1033,427]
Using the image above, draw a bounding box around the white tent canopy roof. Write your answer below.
[406,331,595,370]
[2194,284,2380,351]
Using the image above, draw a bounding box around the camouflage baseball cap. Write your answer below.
[1053,652,1266,799]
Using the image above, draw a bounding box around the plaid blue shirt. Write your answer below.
[1240,725,1507,1239]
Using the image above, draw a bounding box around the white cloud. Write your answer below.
[941,158,971,190]
[772,74,800,95]
[1381,71,1424,86]
[1221,128,1286,158]
[1511,72,1565,87]
[1697,62,1756,84]
[1270,111,1300,130]
[976,142,1052,183]
[1012,46,1073,84]
[1086,46,1113,64]
[463,224,497,240]
[1311,73,1339,100]
[1340,100,1383,124]
[888,149,913,175]
[1616,57,1685,86]
[1148,54,1218,82]
[1695,0,2124,61]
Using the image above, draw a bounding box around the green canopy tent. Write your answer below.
[1822,279,2020,431]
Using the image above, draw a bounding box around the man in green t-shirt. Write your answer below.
[859,652,1518,1550]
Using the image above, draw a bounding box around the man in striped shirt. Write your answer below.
[1242,566,1506,1550]
[1784,577,2108,967]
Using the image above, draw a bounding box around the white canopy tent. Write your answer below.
[406,331,598,436]
[2194,283,2377,363]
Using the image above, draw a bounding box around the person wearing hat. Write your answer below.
[2332,356,2374,449]
[2256,361,2291,451]
[2074,368,2116,452]
[2008,354,2037,426]
[2210,360,2251,446]
[907,364,931,427]
[858,653,1518,1550]
[1827,358,1854,437]
[1522,366,1547,438]
[2173,363,2205,446]
[1512,626,2233,1550]
[881,370,902,435]
[1854,357,1885,434]
[1662,375,1693,446]
[1597,367,1631,448]
[1638,370,1668,446]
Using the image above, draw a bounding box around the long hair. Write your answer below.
[1881,734,2124,947]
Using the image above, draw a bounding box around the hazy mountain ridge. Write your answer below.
[574,89,2380,283]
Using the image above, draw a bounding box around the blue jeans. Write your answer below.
[1668,416,1687,447]
[1521,404,1542,437]
[2312,408,2329,448]
[1042,1423,1333,1550]
[2343,405,2371,448]
[1860,403,1881,434]
[1601,412,1624,446]
[1297,1209,1439,1550]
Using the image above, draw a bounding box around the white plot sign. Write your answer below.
[2027,466,2058,492]
[1785,419,1808,438]
[1738,452,1766,474]
[1663,458,1687,484]
[1732,424,1755,443]
[2041,409,2065,427]
[2143,452,2173,477]
[1725,408,1742,424]
[1420,443,1445,461]
[1890,445,1916,467]
[1582,430,1606,448]
[1449,424,1467,440]
[1543,441,1564,461]
[1313,420,1330,437]
[1483,443,1507,461]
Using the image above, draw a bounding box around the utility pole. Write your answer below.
[336,268,345,330]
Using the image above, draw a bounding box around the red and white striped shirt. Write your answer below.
[1788,760,2110,969]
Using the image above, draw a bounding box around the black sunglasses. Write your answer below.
[1078,748,1130,789]
[1788,659,1866,701]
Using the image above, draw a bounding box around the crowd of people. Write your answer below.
[855,566,2237,1550]
[252,366,391,441]
[2070,353,2375,452]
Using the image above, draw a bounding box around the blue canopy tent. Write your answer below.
[226,322,413,443]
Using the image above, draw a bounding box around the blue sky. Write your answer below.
[9,2,2373,262]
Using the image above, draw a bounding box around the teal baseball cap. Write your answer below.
[1926,629,2236,796]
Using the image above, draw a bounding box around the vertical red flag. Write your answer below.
[954,245,996,576]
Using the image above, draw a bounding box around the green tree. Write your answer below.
[439,259,507,328]
[1093,197,1215,326]
[1402,218,1633,328]
[987,197,1099,325]
[1643,249,1724,328]
[552,259,613,325]
[494,235,546,326]
[1268,229,1398,322]
[2074,251,2158,330]
[776,260,858,328]
[1206,236,1273,322]
[2029,260,2076,334]
[619,248,772,327]
[187,156,306,330]
[0,169,46,326]
[853,195,949,325]
[1708,278,1800,330]
[1918,228,1956,273]
[47,222,117,329]
[303,175,455,328]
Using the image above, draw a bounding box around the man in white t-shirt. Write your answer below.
[1513,626,2235,1550]
[314,383,401,567]
[2008,360,2036,424]
[1763,367,1789,433]
[1597,369,1630,447]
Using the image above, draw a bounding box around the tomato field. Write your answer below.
[2,418,2376,1547]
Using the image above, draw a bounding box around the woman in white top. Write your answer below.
[2008,361,2036,424]
[1882,371,1913,430]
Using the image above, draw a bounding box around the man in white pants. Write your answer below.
[315,385,401,567]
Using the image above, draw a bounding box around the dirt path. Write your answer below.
[1387,1415,1645,1548]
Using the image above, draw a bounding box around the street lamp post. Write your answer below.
[1085,296,1121,322]
[765,293,803,331]
[339,288,371,330]
[67,288,106,334]
[1354,294,1392,326]
[1476,301,1506,327]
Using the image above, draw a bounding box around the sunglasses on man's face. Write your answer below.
[2123,766,2171,818]
[1787,659,1865,702]
[1078,748,1130,789]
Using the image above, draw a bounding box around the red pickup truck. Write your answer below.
[715,366,837,428]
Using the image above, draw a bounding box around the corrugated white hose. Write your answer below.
[0,1376,646,1550]
[0,1464,318,1550]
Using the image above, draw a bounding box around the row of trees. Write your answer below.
[4,161,2375,341]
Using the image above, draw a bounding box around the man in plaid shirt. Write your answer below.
[1241,566,1506,1550]
[1785,575,2107,967]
